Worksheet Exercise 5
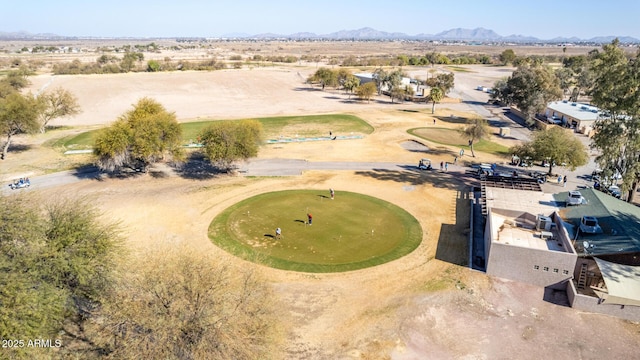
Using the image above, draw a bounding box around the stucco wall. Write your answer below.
[487,242,576,287]
[567,280,640,322]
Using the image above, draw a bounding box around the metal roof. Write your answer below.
[555,188,640,255]
[546,101,600,122]
[593,258,640,306]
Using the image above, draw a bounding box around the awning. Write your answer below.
[593,258,640,307]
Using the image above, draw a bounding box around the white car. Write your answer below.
[580,216,602,234]
[566,191,585,206]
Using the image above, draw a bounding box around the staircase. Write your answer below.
[577,263,588,289]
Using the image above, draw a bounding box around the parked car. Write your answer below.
[607,185,622,199]
[566,191,585,206]
[528,170,548,183]
[579,216,602,234]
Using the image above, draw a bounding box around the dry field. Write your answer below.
[2,42,640,359]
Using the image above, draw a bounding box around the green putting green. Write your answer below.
[208,190,422,273]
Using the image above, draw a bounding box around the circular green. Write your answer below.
[208,190,422,273]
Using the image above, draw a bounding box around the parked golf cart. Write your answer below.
[418,158,432,170]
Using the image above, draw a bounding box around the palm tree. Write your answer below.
[429,87,443,114]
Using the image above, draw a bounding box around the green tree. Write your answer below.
[355,82,377,103]
[147,59,161,72]
[93,98,184,172]
[555,67,574,99]
[199,119,263,171]
[0,196,122,359]
[510,126,588,176]
[459,117,491,157]
[499,49,517,65]
[342,74,360,98]
[429,87,443,114]
[87,247,282,359]
[120,52,144,72]
[372,68,388,95]
[589,40,640,201]
[490,78,511,104]
[495,64,563,126]
[0,92,42,159]
[426,72,455,95]
[37,87,81,132]
[560,55,594,102]
[390,86,406,103]
[397,54,409,66]
[308,67,337,90]
[0,66,34,91]
[384,69,403,102]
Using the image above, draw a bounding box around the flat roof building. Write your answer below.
[544,101,601,135]
[482,184,640,321]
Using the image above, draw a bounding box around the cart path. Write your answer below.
[4,159,476,194]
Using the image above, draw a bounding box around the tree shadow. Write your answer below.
[293,87,323,92]
[70,164,102,181]
[462,100,490,106]
[44,125,73,131]
[354,167,474,189]
[173,152,224,180]
[6,143,32,154]
[149,169,169,178]
[434,115,469,124]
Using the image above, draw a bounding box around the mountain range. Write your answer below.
[1,27,638,43]
[246,27,639,44]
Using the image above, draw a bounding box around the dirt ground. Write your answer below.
[2,50,640,359]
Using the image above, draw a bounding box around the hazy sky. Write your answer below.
[3,0,639,39]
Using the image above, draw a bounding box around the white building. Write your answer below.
[544,101,601,135]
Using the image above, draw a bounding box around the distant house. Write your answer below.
[353,73,424,97]
[544,101,601,135]
[354,73,375,85]
[481,180,640,321]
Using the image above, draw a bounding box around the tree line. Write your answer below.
[307,66,454,111]
[93,98,263,174]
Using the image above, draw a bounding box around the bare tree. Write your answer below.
[38,87,80,132]
[88,247,284,359]
[459,117,491,157]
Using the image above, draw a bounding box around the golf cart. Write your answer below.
[8,178,30,190]
[418,158,432,170]
[476,164,493,176]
